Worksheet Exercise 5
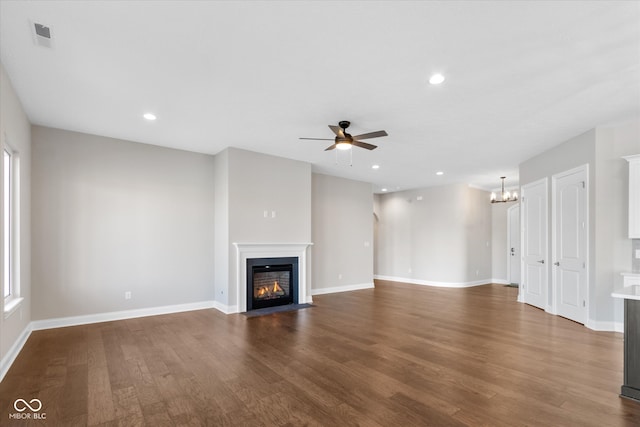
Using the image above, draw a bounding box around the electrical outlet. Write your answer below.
[338,273,343,280]
[125,291,132,300]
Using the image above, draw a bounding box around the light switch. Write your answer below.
[635,249,640,259]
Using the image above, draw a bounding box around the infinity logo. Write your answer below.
[13,398,42,412]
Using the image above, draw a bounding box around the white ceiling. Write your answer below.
[1,1,639,193]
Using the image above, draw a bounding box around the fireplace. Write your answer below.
[247,257,298,311]
[234,243,311,313]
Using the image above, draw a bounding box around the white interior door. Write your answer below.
[521,179,548,310]
[553,166,588,324]
[508,204,520,285]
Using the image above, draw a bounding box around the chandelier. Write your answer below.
[490,177,518,203]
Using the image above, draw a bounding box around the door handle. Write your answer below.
[554,262,560,266]
[537,260,545,264]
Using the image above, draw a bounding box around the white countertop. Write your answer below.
[612,273,640,300]
[612,286,640,301]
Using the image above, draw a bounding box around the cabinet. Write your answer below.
[625,155,640,239]
[612,274,640,401]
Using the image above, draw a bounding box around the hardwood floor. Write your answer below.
[2,281,639,426]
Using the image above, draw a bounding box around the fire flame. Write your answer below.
[256,281,285,299]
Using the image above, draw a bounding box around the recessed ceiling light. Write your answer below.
[372,164,380,169]
[143,113,157,121]
[381,188,388,192]
[436,171,444,176]
[429,73,445,85]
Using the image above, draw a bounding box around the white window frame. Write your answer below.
[3,142,21,317]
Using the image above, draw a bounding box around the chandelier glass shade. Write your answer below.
[490,177,518,203]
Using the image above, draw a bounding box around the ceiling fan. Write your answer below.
[300,121,388,151]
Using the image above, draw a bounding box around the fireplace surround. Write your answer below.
[233,243,312,313]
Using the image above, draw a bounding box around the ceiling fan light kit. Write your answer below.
[490,177,518,203]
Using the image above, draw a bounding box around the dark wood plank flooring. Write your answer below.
[1,281,639,426]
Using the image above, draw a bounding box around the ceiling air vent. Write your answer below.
[32,22,53,48]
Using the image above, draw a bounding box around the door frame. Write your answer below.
[551,164,589,320]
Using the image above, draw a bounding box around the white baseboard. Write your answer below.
[0,323,33,382]
[491,278,511,285]
[374,275,491,288]
[311,282,374,296]
[212,301,238,314]
[586,319,624,333]
[30,300,216,331]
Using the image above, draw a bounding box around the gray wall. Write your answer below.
[228,148,311,244]
[31,126,216,319]
[311,173,373,291]
[374,183,492,285]
[224,148,312,308]
[0,63,31,365]
[519,121,640,327]
[213,149,229,307]
[520,129,597,315]
[594,121,640,325]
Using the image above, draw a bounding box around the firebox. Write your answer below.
[247,257,298,311]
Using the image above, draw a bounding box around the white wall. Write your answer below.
[311,173,373,293]
[31,126,216,320]
[491,202,510,283]
[0,63,31,372]
[374,183,492,286]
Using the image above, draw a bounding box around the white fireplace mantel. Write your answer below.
[233,242,313,313]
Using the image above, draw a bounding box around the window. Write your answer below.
[3,145,20,311]
[3,148,12,300]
